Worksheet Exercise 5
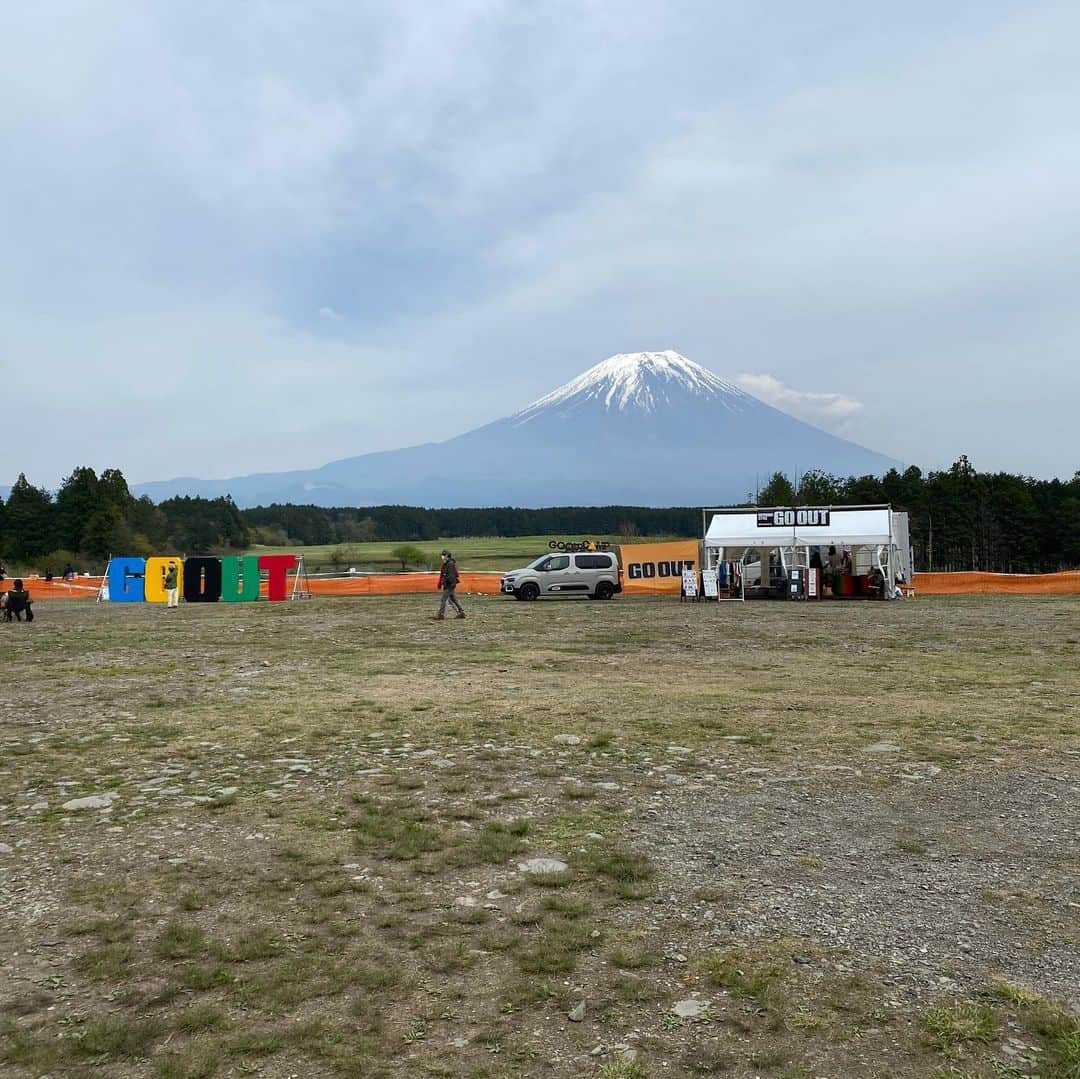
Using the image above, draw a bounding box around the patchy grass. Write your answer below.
[1,593,1077,1079]
[597,1060,649,1078]
[921,1001,999,1055]
[474,818,530,863]
[76,1014,164,1060]
[698,938,825,1027]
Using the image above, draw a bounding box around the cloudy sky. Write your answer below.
[4,1,1077,490]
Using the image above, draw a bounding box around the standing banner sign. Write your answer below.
[681,569,698,598]
[619,541,701,595]
[701,569,718,598]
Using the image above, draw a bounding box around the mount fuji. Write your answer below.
[133,351,900,507]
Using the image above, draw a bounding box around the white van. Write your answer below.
[501,551,622,601]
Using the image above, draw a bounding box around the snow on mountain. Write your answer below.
[133,350,901,507]
[513,350,753,422]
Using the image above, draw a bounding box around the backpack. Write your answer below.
[444,561,459,588]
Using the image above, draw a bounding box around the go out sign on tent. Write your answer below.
[756,508,832,528]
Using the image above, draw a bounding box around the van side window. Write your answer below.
[575,554,612,569]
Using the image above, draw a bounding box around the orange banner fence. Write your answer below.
[911,571,1080,595]
[304,572,504,597]
[4,568,1080,601]
[0,573,506,601]
[1,578,104,600]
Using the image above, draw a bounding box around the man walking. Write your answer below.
[434,549,465,620]
[165,560,180,609]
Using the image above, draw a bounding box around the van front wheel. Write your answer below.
[518,583,540,601]
[594,581,614,600]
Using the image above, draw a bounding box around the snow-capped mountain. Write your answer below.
[513,350,753,421]
[133,351,900,507]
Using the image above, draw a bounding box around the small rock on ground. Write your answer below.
[61,793,116,811]
[518,857,569,874]
[672,998,710,1019]
[861,741,902,754]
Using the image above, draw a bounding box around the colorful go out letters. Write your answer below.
[108,554,297,603]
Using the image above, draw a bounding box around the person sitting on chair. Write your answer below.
[3,580,33,622]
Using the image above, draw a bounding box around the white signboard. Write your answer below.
[701,569,718,598]
[681,569,698,598]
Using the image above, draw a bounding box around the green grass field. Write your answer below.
[248,534,673,573]
[1,593,1077,1078]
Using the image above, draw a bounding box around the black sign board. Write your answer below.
[756,508,831,528]
[548,539,613,552]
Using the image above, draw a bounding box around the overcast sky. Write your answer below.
[4,1,1078,490]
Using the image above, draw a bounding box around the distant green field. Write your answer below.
[247,534,677,573]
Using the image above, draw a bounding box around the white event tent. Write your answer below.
[702,505,912,597]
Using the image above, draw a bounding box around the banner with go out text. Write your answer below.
[619,540,701,595]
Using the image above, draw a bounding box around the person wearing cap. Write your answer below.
[434,549,465,620]
[164,561,180,609]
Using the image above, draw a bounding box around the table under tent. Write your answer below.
[702,505,913,600]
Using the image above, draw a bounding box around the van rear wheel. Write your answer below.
[594,581,614,600]
[519,583,540,601]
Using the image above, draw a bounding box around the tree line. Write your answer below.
[2,457,1077,573]
[0,469,249,571]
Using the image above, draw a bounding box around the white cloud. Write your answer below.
[734,374,864,432]
[3,2,1080,486]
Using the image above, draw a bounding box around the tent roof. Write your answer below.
[705,506,897,548]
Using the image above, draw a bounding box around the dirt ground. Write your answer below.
[1,593,1077,1078]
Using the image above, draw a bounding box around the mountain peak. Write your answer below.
[133,347,900,507]
[512,350,752,424]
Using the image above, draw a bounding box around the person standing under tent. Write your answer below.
[823,545,840,595]
[164,561,180,609]
[867,565,886,599]
[434,550,465,620]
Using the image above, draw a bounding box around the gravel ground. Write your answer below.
[635,762,1080,1008]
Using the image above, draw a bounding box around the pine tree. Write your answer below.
[758,472,796,506]
[55,466,101,550]
[3,474,57,560]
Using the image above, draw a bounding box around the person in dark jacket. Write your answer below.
[3,580,33,622]
[434,550,465,620]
